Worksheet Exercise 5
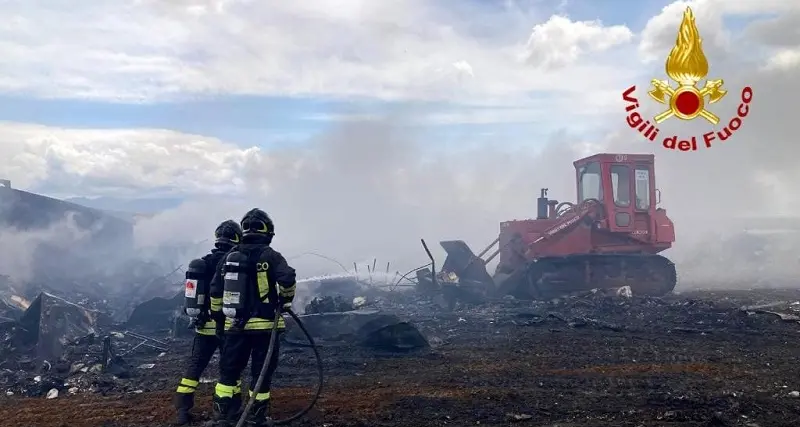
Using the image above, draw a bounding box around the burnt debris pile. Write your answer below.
[0,288,179,397]
[304,295,355,314]
[17,293,100,362]
[125,292,184,333]
[285,309,429,351]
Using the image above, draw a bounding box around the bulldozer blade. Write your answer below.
[493,270,526,297]
[439,240,496,291]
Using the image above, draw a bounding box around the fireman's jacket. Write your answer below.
[194,247,234,335]
[211,234,296,333]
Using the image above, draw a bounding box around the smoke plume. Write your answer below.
[129,52,800,292]
[0,213,93,283]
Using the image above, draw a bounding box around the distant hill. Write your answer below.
[0,185,134,265]
[63,196,184,214]
[0,187,130,231]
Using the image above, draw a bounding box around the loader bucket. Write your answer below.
[439,240,496,292]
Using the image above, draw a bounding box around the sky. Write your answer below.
[1,0,800,284]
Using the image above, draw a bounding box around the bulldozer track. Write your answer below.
[524,253,677,299]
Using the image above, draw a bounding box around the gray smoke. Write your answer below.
[0,212,92,282]
[133,45,800,291]
[3,7,800,294]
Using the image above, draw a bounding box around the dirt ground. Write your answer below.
[2,289,800,427]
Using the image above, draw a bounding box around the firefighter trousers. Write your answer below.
[213,332,281,409]
[174,333,222,410]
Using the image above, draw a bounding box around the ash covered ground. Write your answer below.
[2,281,800,427]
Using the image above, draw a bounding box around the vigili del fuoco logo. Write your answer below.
[622,7,753,151]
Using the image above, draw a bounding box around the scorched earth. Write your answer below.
[2,288,800,427]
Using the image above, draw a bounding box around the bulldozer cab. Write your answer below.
[574,153,656,235]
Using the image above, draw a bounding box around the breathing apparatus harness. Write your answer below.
[234,308,323,427]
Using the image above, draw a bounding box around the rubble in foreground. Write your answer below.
[0,287,799,427]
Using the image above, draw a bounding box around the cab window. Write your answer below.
[578,162,602,202]
[610,165,631,207]
[634,167,651,210]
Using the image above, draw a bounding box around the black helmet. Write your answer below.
[241,208,275,236]
[214,219,243,247]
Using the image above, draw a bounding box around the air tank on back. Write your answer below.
[184,258,208,318]
[222,250,250,319]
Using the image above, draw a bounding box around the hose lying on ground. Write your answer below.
[235,308,323,427]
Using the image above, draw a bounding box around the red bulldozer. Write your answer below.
[416,153,677,303]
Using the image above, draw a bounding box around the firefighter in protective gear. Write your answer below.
[210,208,296,427]
[174,220,243,426]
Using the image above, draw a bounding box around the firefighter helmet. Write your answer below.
[214,219,243,246]
[241,208,275,236]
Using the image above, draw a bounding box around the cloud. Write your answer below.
[521,15,633,68]
[762,49,800,71]
[744,12,800,48]
[0,121,258,196]
[638,0,800,63]
[0,0,636,106]
[638,1,729,63]
[304,107,555,125]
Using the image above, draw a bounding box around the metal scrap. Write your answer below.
[740,300,800,324]
[118,331,169,356]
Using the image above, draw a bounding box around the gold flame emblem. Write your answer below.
[648,7,726,124]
